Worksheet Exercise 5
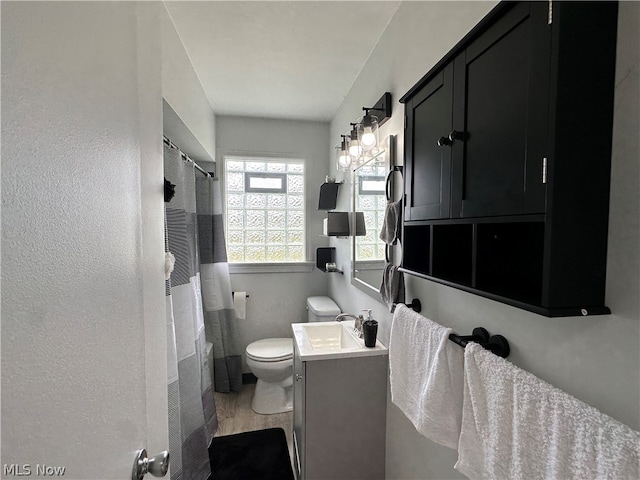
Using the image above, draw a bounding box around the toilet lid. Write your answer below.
[246,338,293,362]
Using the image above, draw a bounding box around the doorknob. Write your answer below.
[132,449,169,480]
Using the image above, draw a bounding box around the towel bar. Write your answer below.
[232,292,249,298]
[449,328,510,358]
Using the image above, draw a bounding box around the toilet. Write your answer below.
[245,296,341,414]
[306,296,342,323]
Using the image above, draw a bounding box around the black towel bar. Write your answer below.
[449,327,510,358]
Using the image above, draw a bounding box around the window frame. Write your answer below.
[244,172,287,193]
[221,153,313,273]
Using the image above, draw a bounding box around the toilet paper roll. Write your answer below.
[233,291,247,320]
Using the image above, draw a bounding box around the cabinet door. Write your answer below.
[405,64,453,221]
[451,2,549,218]
[293,350,305,479]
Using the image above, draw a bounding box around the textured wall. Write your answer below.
[328,2,640,479]
[1,2,166,477]
[216,116,332,372]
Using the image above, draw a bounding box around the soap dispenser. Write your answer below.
[362,309,378,348]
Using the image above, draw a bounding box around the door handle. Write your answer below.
[132,449,169,480]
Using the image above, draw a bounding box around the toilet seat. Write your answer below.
[246,338,293,362]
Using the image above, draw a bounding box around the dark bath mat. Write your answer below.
[209,427,294,480]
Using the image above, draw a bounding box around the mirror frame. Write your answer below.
[351,134,397,299]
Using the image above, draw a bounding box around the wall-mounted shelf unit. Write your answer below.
[316,247,343,274]
[322,212,365,238]
[317,181,343,211]
[400,1,618,317]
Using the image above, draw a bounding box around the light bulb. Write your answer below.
[337,136,352,171]
[338,152,351,168]
[349,141,362,157]
[361,128,376,149]
[358,114,378,152]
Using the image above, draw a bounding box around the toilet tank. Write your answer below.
[307,296,341,322]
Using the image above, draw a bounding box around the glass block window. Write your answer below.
[225,156,305,263]
[356,163,387,261]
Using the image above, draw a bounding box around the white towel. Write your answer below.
[389,305,465,449]
[455,342,640,480]
[233,291,246,320]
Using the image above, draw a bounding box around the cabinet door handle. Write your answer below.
[448,130,464,142]
[437,136,452,147]
[438,131,464,147]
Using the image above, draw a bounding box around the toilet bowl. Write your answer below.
[245,296,341,415]
[245,338,293,414]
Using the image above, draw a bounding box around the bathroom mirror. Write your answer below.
[351,135,397,298]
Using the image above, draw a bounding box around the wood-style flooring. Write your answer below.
[214,383,294,462]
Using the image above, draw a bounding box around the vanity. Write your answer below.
[291,321,388,480]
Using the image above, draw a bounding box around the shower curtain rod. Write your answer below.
[163,135,211,177]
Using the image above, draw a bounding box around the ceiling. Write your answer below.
[164,1,401,122]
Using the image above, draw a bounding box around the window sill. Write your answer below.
[229,262,315,274]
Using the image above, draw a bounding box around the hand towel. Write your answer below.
[389,305,465,449]
[379,199,402,245]
[455,342,640,480]
[379,263,405,312]
[233,291,247,320]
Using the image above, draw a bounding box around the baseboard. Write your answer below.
[242,373,257,385]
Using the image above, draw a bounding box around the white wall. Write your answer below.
[1,2,167,477]
[161,3,216,163]
[216,116,332,371]
[329,2,640,479]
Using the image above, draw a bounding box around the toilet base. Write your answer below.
[251,378,293,415]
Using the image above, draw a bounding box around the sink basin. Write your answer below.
[292,321,388,361]
[301,323,361,351]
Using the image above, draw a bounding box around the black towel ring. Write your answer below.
[384,165,404,202]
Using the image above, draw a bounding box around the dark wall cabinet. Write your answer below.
[400,1,618,317]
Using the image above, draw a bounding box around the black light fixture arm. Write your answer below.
[360,92,392,127]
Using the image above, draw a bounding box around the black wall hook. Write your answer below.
[392,298,422,313]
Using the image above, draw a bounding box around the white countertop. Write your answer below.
[292,320,388,361]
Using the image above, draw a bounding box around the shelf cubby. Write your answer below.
[432,224,473,286]
[475,222,544,305]
[402,225,431,276]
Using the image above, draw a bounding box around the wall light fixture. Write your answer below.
[336,134,351,171]
[338,92,392,170]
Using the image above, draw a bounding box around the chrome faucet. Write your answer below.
[335,313,364,338]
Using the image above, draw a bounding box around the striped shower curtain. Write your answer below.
[164,145,217,480]
[196,177,242,393]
